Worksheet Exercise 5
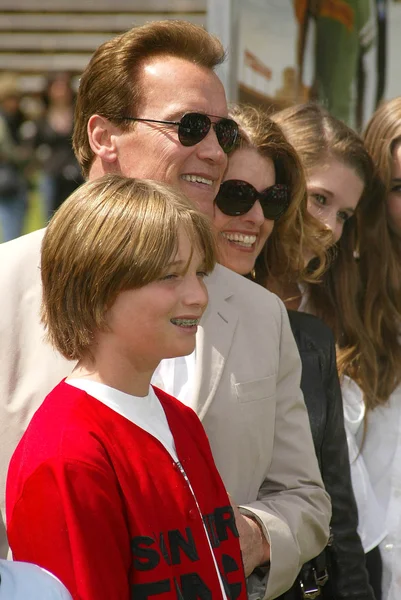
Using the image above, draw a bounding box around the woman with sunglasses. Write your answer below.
[213,103,374,600]
[272,103,390,599]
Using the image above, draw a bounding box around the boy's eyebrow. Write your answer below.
[165,260,185,267]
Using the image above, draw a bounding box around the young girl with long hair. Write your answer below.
[272,102,391,599]
[352,96,401,600]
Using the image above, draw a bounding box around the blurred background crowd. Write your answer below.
[1,0,401,243]
[0,0,148,243]
[0,71,83,242]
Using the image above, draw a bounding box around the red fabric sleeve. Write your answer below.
[7,459,132,600]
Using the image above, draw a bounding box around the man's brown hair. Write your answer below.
[41,174,216,361]
[73,20,225,178]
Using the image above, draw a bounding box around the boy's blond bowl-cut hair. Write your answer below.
[41,174,216,362]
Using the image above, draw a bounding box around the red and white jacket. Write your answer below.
[6,381,247,600]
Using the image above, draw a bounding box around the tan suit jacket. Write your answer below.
[0,229,331,599]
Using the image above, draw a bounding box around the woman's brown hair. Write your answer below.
[359,97,401,409]
[228,104,330,286]
[272,102,388,410]
[41,174,216,361]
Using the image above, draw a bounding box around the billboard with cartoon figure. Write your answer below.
[237,0,401,129]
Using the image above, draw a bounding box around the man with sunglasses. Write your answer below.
[0,20,330,599]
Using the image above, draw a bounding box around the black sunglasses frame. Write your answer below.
[118,112,239,153]
[215,179,291,221]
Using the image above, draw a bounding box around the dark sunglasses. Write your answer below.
[215,179,291,221]
[119,112,239,153]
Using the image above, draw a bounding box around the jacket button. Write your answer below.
[188,509,197,520]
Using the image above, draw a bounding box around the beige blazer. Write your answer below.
[0,229,331,599]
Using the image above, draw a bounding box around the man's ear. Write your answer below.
[87,115,118,164]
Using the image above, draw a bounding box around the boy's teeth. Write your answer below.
[181,174,212,186]
[171,318,199,327]
[222,232,257,247]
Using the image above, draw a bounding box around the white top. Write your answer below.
[341,377,387,552]
[300,292,389,552]
[67,378,178,460]
[152,351,196,407]
[359,383,401,600]
[65,377,227,600]
[0,559,72,599]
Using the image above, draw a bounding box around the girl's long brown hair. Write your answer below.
[360,97,401,409]
[271,103,390,410]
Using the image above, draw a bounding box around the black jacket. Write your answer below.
[279,311,375,600]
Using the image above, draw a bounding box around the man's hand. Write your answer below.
[229,498,271,576]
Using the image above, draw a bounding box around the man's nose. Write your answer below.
[196,127,227,167]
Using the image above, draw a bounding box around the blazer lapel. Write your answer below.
[192,265,239,420]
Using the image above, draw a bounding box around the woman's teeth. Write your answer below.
[222,232,256,248]
[170,318,200,327]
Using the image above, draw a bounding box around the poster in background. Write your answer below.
[236,0,401,130]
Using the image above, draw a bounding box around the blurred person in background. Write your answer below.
[0,74,30,242]
[33,72,83,221]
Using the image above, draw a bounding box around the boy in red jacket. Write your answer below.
[6,175,247,600]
